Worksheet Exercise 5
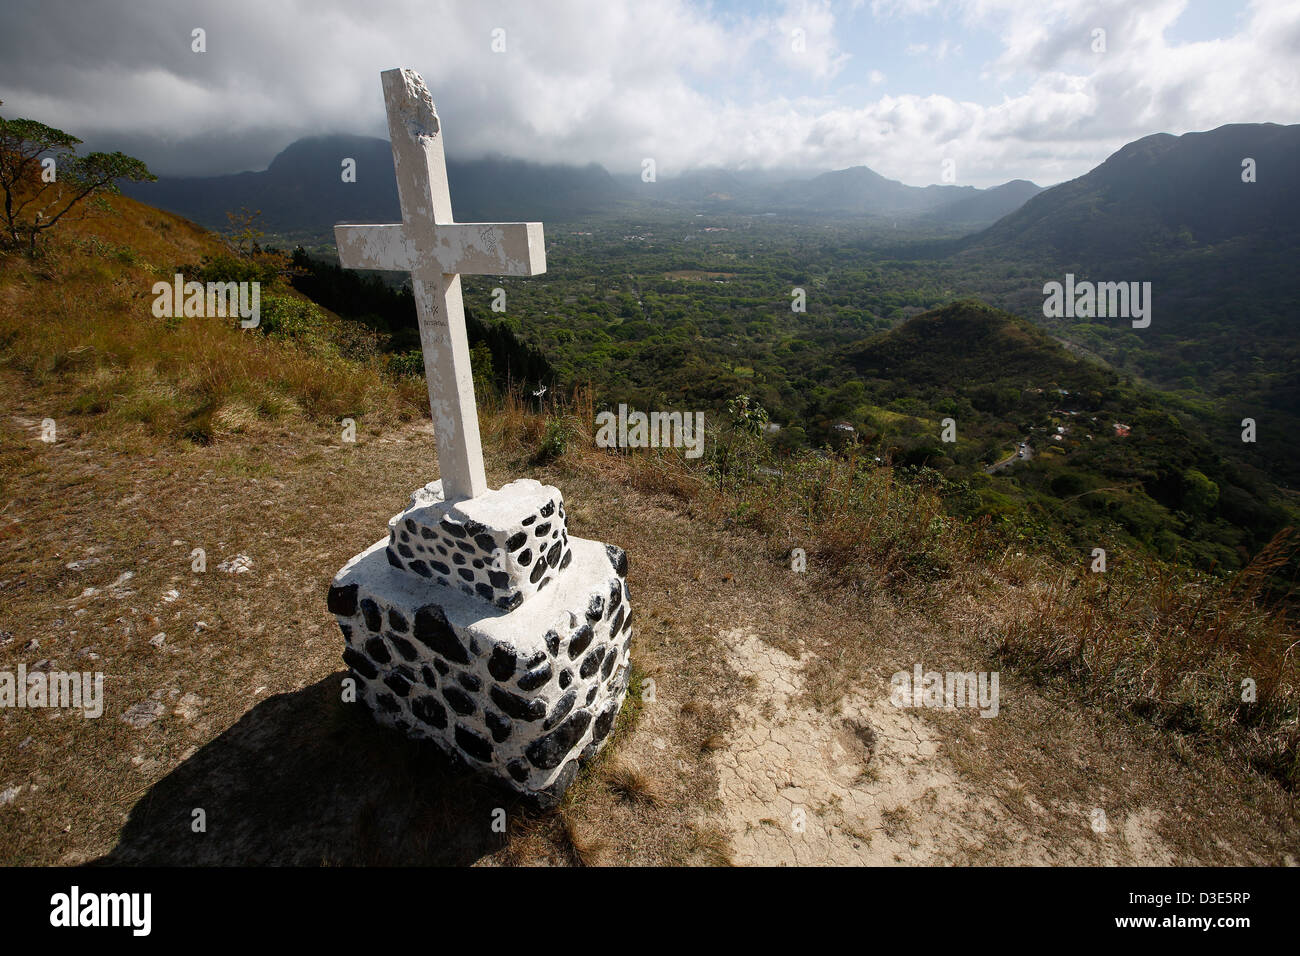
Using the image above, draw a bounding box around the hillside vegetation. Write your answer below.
[0,192,1296,864]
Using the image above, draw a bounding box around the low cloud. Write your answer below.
[0,0,1294,186]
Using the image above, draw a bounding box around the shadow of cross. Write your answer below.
[335,67,546,503]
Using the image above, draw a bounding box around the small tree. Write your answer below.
[225,206,264,256]
[0,101,155,255]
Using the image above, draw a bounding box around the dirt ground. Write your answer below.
[1,402,1297,865]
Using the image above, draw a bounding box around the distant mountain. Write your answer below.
[123,134,629,237]
[925,179,1044,224]
[624,164,1042,222]
[953,122,1300,486]
[965,123,1300,261]
[780,165,972,216]
[125,133,1042,237]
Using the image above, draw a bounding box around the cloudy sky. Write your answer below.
[2,0,1297,187]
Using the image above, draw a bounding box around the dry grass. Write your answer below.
[605,762,665,806]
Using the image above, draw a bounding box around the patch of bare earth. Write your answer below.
[706,612,1298,865]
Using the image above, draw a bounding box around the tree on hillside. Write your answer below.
[0,101,156,255]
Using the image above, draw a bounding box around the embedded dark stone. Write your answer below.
[374,692,400,714]
[399,530,410,543]
[458,568,475,583]
[529,559,546,584]
[420,526,435,540]
[386,548,403,569]
[522,515,536,526]
[601,649,617,681]
[517,663,553,691]
[457,671,481,692]
[489,570,509,589]
[363,636,391,665]
[559,549,572,570]
[535,522,551,538]
[474,533,496,552]
[475,582,493,600]
[452,552,466,566]
[545,630,561,656]
[455,725,493,762]
[441,519,466,538]
[524,651,547,668]
[604,544,628,577]
[472,558,484,570]
[592,702,617,743]
[436,545,448,556]
[580,646,606,679]
[413,604,469,664]
[533,759,579,810]
[384,670,412,697]
[420,665,439,688]
[506,531,527,551]
[507,758,530,782]
[488,645,517,682]
[495,592,522,611]
[490,686,546,722]
[327,583,358,617]
[397,543,414,559]
[621,607,632,634]
[431,560,451,575]
[456,540,476,554]
[586,594,605,622]
[387,608,409,632]
[568,624,594,660]
[409,559,431,578]
[388,633,419,662]
[609,582,622,610]
[558,669,573,689]
[543,689,577,730]
[536,575,551,592]
[540,500,555,518]
[412,694,447,729]
[360,598,383,633]
[404,519,417,534]
[608,605,626,638]
[433,658,450,676]
[485,709,512,743]
[585,684,598,706]
[443,685,476,716]
[338,622,353,643]
[394,718,411,734]
[469,636,481,656]
[527,710,593,769]
[546,541,562,568]
[465,519,486,537]
[342,647,378,680]
[518,548,533,566]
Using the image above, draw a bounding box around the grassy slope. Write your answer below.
[0,195,1295,865]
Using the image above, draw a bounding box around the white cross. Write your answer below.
[335,68,546,503]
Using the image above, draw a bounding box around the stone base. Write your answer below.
[329,531,632,808]
[384,478,571,612]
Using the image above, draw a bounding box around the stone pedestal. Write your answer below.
[328,479,632,808]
